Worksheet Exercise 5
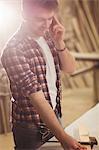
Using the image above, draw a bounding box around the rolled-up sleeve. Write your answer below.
[2,48,42,97]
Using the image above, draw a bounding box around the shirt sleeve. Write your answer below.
[1,47,42,97]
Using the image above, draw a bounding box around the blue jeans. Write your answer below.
[12,110,61,150]
[12,122,54,150]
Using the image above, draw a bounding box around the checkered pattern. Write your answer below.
[1,24,62,125]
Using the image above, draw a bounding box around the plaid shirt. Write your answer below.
[1,24,62,126]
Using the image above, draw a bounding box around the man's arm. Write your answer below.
[29,91,86,150]
[57,42,76,74]
[50,16,76,74]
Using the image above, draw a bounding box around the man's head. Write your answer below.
[23,0,59,13]
[22,0,59,37]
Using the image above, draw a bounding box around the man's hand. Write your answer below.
[49,16,76,74]
[49,16,65,50]
[61,134,87,150]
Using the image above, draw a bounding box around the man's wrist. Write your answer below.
[55,41,66,52]
[56,46,66,52]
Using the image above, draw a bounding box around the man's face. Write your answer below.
[24,6,55,37]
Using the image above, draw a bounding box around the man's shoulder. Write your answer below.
[4,30,26,51]
[2,30,29,58]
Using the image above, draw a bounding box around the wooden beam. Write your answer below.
[71,64,97,77]
[71,52,99,61]
[74,0,98,52]
[74,42,93,87]
[82,0,99,48]
[0,100,7,134]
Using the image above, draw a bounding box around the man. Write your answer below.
[1,0,87,149]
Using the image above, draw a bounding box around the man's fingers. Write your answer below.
[52,16,61,25]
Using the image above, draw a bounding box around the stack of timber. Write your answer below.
[59,0,99,89]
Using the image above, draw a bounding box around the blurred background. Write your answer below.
[0,0,99,149]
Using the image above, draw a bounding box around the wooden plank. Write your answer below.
[0,100,7,134]
[71,65,96,77]
[74,42,93,87]
[82,0,99,47]
[78,125,91,150]
[78,15,93,53]
[72,17,89,52]
[72,17,93,87]
[68,20,87,87]
[71,52,99,61]
[74,0,98,52]
[78,125,90,143]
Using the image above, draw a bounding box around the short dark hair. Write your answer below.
[22,0,59,13]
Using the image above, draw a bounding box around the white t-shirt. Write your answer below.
[35,37,57,109]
